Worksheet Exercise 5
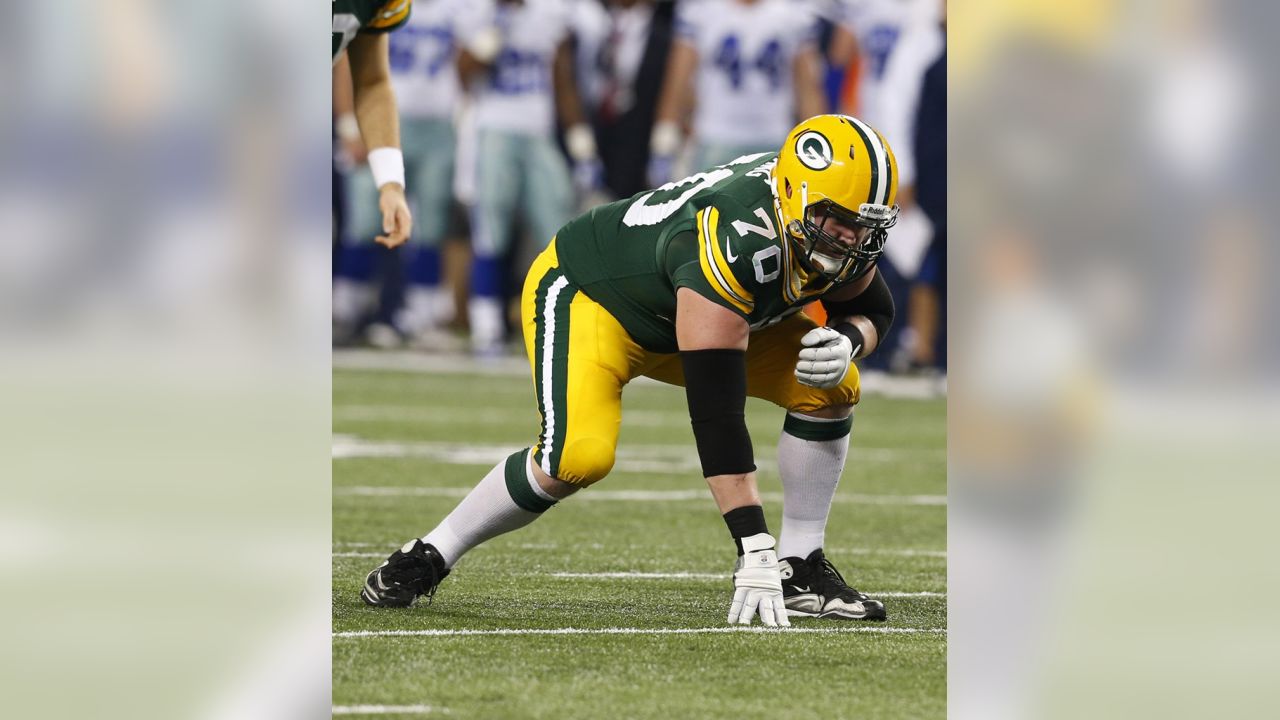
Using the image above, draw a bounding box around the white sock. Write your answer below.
[397,285,434,333]
[332,278,374,326]
[777,411,852,560]
[468,295,505,350]
[399,284,456,333]
[429,285,455,327]
[422,449,556,567]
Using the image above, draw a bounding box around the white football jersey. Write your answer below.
[830,0,938,127]
[676,0,821,146]
[455,0,571,137]
[388,0,460,119]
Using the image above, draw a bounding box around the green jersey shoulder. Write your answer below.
[333,0,412,61]
[556,152,828,352]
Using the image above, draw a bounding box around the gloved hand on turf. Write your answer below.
[728,533,791,627]
[795,327,854,389]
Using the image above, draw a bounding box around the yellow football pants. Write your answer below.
[521,240,860,486]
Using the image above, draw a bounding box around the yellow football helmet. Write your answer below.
[771,114,900,285]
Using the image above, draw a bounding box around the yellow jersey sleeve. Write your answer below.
[365,0,412,32]
[695,207,755,315]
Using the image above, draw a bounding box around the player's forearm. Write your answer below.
[827,24,859,68]
[456,48,490,86]
[553,42,587,128]
[457,20,503,86]
[794,49,827,120]
[653,42,696,128]
[828,315,879,359]
[333,54,355,117]
[821,270,894,359]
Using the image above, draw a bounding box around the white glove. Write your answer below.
[795,327,854,389]
[728,533,791,627]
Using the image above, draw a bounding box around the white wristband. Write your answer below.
[650,120,682,156]
[367,147,405,190]
[565,123,597,162]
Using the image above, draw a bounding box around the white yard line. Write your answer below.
[834,547,947,558]
[335,405,680,428]
[334,349,946,399]
[334,484,946,506]
[335,348,529,376]
[334,626,945,639]
[543,573,944,596]
[331,436,944,470]
[550,571,725,580]
[329,560,943,595]
[336,543,943,557]
[332,705,450,715]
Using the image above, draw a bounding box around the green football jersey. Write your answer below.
[333,0,412,61]
[556,152,835,354]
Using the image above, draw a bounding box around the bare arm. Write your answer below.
[553,38,587,128]
[827,23,859,68]
[676,288,749,351]
[333,53,355,118]
[456,9,504,87]
[346,31,411,247]
[456,43,492,87]
[793,46,827,121]
[333,53,367,164]
[679,288,788,627]
[347,32,400,152]
[653,39,699,131]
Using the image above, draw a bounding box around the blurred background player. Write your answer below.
[331,0,414,269]
[648,0,827,186]
[825,0,944,376]
[334,0,463,347]
[824,0,935,123]
[454,0,600,356]
[575,0,678,201]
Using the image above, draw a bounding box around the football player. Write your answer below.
[648,0,827,186]
[828,0,940,124]
[363,115,899,626]
[454,0,600,356]
[337,0,463,347]
[332,0,414,251]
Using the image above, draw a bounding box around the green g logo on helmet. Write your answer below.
[794,130,833,171]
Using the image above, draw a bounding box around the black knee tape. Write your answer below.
[680,349,755,477]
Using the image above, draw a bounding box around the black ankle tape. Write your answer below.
[723,505,768,555]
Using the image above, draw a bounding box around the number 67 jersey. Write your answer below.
[554,152,830,354]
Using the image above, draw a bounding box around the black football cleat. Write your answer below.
[779,549,887,620]
[360,539,451,608]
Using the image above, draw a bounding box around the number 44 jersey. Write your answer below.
[554,152,835,354]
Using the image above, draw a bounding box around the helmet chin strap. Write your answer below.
[775,177,846,289]
[797,180,849,279]
[811,252,845,274]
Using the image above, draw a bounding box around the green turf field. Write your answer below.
[334,362,946,719]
